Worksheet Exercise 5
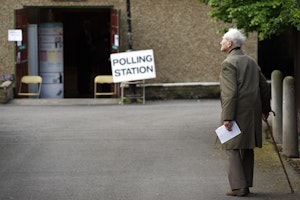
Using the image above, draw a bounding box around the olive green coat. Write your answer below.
[219,49,271,149]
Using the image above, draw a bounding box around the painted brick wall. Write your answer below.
[0,0,257,83]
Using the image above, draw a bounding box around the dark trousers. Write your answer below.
[226,149,254,190]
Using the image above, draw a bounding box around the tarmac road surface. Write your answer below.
[0,100,299,199]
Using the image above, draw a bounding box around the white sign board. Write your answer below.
[110,49,156,83]
[8,29,23,41]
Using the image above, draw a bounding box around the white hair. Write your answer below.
[223,28,246,47]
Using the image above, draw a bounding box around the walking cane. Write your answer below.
[263,111,294,194]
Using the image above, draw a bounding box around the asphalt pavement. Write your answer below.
[0,99,299,200]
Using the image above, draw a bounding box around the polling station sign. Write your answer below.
[110,49,156,83]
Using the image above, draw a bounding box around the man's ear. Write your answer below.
[227,41,233,48]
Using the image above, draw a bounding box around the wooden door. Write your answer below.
[110,9,120,96]
[15,8,29,95]
[110,9,120,54]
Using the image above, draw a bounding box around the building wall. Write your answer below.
[0,0,257,83]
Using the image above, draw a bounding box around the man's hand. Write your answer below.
[262,113,269,122]
[224,120,233,131]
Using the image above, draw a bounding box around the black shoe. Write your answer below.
[226,188,249,196]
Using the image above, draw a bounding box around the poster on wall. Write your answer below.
[8,29,22,41]
[39,23,64,98]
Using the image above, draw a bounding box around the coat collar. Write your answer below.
[228,48,244,56]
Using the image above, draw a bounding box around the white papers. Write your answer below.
[215,121,241,144]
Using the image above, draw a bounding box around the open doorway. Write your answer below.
[258,28,295,79]
[17,7,119,98]
[61,9,112,98]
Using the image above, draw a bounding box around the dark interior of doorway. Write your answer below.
[60,8,112,98]
[258,28,295,79]
[30,8,112,98]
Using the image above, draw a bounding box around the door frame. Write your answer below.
[15,6,121,98]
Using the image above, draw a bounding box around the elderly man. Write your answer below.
[218,28,271,196]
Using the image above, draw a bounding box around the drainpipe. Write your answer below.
[126,0,136,98]
[126,0,133,50]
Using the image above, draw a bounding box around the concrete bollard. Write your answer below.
[271,70,283,144]
[282,76,299,158]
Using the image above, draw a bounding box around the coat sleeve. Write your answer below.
[259,70,271,114]
[220,61,237,121]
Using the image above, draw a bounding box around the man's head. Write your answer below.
[220,28,246,53]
